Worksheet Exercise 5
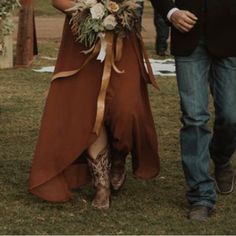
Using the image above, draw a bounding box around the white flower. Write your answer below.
[103,14,117,30]
[84,0,97,7]
[90,3,105,19]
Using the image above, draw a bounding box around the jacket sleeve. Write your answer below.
[152,0,176,20]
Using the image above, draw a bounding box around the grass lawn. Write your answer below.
[0,41,236,234]
[34,0,59,16]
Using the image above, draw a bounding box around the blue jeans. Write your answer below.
[175,39,236,209]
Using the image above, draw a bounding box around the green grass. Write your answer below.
[0,42,236,234]
[34,0,59,16]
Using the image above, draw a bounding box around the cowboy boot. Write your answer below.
[110,150,126,191]
[87,146,111,209]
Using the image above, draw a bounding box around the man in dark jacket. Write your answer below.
[156,0,236,221]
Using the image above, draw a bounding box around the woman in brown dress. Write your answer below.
[29,0,160,209]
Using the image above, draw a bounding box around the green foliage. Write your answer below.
[0,0,20,55]
[0,0,20,18]
[77,18,102,47]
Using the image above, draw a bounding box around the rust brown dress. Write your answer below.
[29,16,160,202]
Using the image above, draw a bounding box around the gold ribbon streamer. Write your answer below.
[51,41,101,81]
[136,33,159,90]
[112,37,124,74]
[115,36,123,62]
[51,33,121,136]
[51,33,155,136]
[93,32,114,135]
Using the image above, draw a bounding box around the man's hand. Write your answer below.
[170,10,198,33]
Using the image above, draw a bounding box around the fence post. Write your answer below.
[16,0,38,67]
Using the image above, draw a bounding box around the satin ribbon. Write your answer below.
[52,32,123,136]
[93,32,114,135]
[51,32,157,136]
[135,33,159,90]
[51,41,101,81]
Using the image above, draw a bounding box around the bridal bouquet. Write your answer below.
[0,0,20,55]
[67,0,143,48]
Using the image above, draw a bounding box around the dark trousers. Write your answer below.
[153,10,169,53]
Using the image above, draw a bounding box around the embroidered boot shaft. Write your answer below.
[87,146,111,209]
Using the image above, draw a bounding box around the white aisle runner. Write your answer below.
[33,58,176,76]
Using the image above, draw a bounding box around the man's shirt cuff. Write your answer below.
[167,8,179,21]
